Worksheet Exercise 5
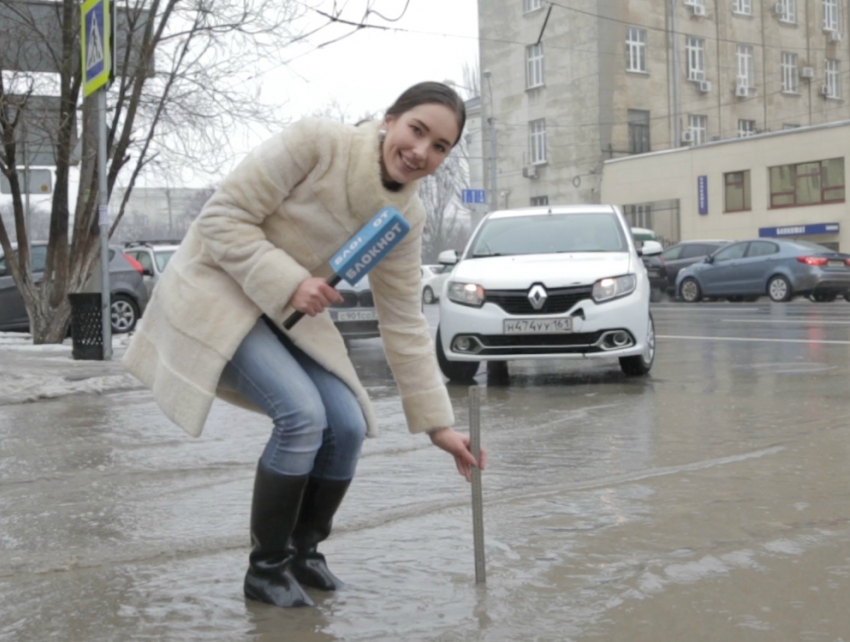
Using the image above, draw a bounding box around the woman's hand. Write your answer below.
[291,277,344,317]
[429,428,487,482]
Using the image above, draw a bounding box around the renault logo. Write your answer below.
[528,284,548,310]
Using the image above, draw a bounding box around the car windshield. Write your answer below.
[155,250,177,271]
[632,231,657,242]
[469,213,627,257]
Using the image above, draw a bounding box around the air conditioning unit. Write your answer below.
[522,165,538,179]
[800,66,815,78]
[692,4,707,15]
[735,84,749,97]
[698,80,712,93]
[829,31,843,42]
[681,131,694,143]
[821,84,832,96]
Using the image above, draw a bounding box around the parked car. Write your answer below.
[421,263,451,304]
[645,240,730,296]
[676,239,850,303]
[123,240,180,297]
[436,205,655,381]
[0,242,150,333]
[329,275,380,342]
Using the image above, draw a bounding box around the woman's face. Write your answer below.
[381,103,460,184]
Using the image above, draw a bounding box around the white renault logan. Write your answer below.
[436,205,655,381]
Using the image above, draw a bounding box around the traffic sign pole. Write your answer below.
[81,0,112,359]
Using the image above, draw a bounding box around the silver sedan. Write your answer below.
[676,239,850,303]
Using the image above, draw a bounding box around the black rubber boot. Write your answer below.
[290,477,352,591]
[244,463,315,607]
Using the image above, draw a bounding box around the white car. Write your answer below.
[421,263,452,304]
[124,240,180,297]
[436,205,655,381]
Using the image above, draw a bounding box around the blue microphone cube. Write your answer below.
[330,207,411,285]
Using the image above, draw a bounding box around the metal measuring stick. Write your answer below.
[469,385,486,584]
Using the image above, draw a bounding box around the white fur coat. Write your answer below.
[123,119,455,438]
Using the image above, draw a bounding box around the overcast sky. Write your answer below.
[203,0,481,184]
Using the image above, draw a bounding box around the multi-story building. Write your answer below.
[478,0,850,224]
[110,186,214,242]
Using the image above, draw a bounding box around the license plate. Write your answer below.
[647,269,661,277]
[828,260,845,268]
[336,309,378,322]
[504,318,572,334]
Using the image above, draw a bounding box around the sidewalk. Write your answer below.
[0,332,142,405]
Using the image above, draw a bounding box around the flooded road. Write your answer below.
[2,301,850,641]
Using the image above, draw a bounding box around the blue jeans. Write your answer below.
[220,318,367,480]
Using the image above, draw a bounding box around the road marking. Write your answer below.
[722,319,850,325]
[658,334,850,345]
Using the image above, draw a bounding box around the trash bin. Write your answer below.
[68,293,104,361]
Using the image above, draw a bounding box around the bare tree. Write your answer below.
[0,0,406,343]
[419,139,472,263]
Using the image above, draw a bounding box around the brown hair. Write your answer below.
[385,82,466,146]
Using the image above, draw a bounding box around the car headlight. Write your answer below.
[592,274,637,302]
[447,281,486,307]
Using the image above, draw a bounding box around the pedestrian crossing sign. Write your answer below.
[81,0,111,97]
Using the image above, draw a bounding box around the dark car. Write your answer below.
[328,275,380,343]
[0,242,150,333]
[677,239,850,303]
[646,240,730,296]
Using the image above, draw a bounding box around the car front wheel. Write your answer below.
[679,278,702,303]
[422,286,435,304]
[767,275,792,302]
[620,313,655,376]
[436,328,480,382]
[111,294,140,333]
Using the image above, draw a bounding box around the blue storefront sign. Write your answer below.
[697,176,708,215]
[759,222,840,237]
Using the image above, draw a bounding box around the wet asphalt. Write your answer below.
[2,299,850,641]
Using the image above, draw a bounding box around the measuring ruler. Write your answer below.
[469,385,486,585]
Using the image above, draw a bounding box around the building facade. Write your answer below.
[600,120,849,250]
[478,0,850,212]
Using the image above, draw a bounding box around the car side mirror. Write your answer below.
[142,268,154,277]
[704,255,714,263]
[438,249,459,265]
[641,240,663,257]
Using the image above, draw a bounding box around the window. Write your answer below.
[626,27,647,72]
[746,241,779,257]
[128,250,154,272]
[686,37,706,81]
[623,203,653,228]
[781,52,798,93]
[524,0,545,12]
[681,244,712,259]
[0,245,48,273]
[661,245,684,260]
[736,45,754,89]
[769,158,845,207]
[737,119,757,137]
[733,0,752,14]
[713,243,747,262]
[530,195,549,206]
[529,119,547,164]
[825,59,841,99]
[725,170,751,211]
[688,114,707,144]
[628,109,651,154]
[776,0,796,22]
[526,43,545,88]
[823,0,839,30]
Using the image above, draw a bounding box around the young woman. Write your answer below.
[124,82,486,608]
